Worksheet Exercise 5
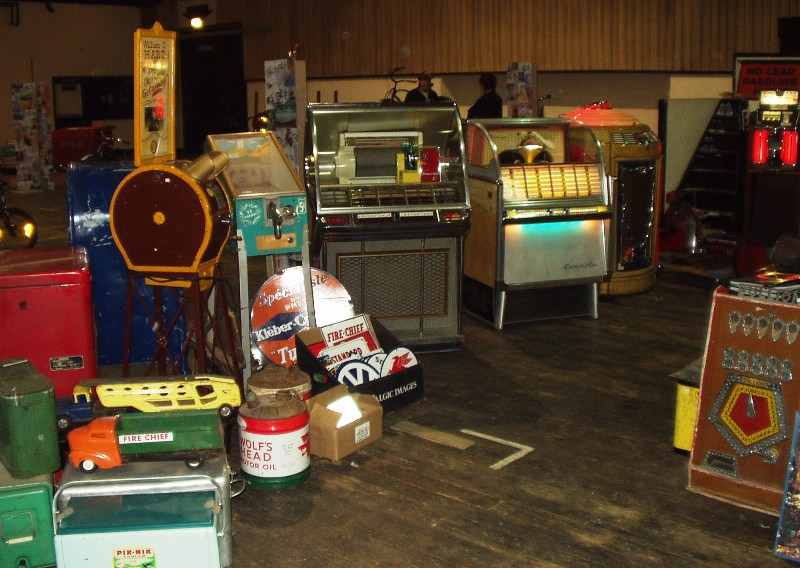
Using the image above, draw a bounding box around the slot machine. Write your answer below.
[739,90,800,274]
[462,118,611,329]
[689,284,800,514]
[304,103,470,348]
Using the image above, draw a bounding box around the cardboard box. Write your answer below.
[296,319,424,412]
[308,385,383,461]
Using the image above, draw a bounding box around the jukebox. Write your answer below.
[564,103,662,295]
[304,103,470,347]
[739,90,800,274]
[463,118,610,329]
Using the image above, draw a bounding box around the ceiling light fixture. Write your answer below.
[184,4,211,30]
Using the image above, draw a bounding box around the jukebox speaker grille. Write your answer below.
[337,249,449,318]
[501,164,603,202]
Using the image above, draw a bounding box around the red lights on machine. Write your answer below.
[420,147,441,183]
[752,129,769,166]
[782,130,799,167]
[751,128,800,168]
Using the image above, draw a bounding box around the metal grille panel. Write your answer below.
[610,131,641,145]
[337,250,449,318]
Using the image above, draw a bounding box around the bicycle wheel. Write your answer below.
[2,208,38,247]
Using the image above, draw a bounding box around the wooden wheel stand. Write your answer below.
[122,270,243,380]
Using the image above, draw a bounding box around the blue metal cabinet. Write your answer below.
[66,162,185,365]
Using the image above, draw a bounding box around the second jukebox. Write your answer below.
[462,118,611,329]
[304,103,470,347]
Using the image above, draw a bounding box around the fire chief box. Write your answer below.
[296,319,424,412]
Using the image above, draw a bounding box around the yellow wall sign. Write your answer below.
[133,21,176,166]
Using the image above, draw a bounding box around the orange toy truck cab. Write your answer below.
[67,416,122,472]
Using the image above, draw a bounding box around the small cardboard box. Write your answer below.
[308,385,383,461]
[296,319,424,412]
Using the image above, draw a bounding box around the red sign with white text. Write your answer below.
[737,60,800,99]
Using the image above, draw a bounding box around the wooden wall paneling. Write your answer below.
[206,0,800,78]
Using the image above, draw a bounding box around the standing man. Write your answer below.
[467,73,503,119]
[405,73,439,103]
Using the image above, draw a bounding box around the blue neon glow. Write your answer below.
[507,220,591,237]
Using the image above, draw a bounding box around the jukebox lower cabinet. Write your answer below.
[564,104,662,295]
[305,103,469,347]
[463,119,610,329]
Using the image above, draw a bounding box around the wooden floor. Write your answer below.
[7,179,785,567]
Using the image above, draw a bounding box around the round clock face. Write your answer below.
[709,374,787,456]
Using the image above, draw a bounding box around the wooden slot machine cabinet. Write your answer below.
[563,102,662,295]
[738,90,800,275]
[689,285,800,514]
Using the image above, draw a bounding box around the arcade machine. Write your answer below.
[109,151,240,376]
[304,103,470,348]
[563,102,662,295]
[689,284,800,514]
[739,90,800,275]
[463,118,610,329]
[206,131,310,382]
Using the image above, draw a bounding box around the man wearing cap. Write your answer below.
[405,73,439,103]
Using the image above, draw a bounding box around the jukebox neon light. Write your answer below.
[563,103,662,295]
[304,103,469,347]
[463,118,610,329]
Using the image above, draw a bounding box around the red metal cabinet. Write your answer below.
[0,247,96,398]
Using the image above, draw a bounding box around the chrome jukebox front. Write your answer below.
[463,118,610,329]
[305,103,470,347]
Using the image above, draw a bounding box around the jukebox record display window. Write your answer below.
[689,288,800,514]
[133,22,176,166]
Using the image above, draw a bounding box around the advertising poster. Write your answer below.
[11,82,53,191]
[264,58,300,171]
[506,61,537,118]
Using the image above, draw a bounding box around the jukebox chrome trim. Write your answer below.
[307,103,470,216]
[463,118,611,329]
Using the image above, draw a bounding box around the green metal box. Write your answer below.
[0,462,55,568]
[0,360,59,477]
